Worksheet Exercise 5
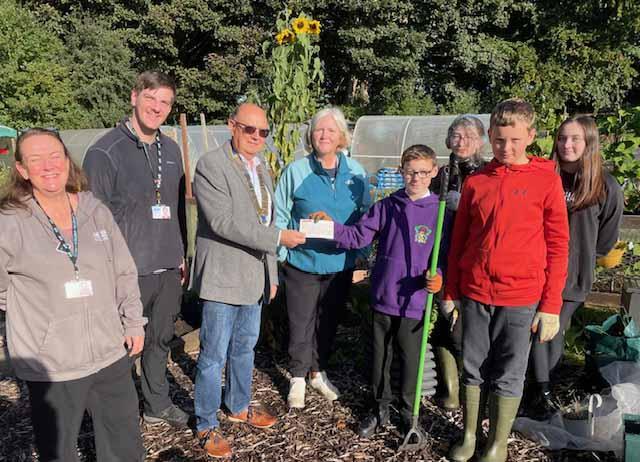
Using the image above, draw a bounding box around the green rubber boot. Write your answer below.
[477,393,521,462]
[436,347,460,410]
[449,385,481,462]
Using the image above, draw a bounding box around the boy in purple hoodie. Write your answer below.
[312,144,445,437]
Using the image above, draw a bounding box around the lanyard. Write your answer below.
[127,121,163,204]
[35,195,80,279]
[229,148,270,225]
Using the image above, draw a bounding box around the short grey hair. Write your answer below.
[445,115,486,150]
[305,106,352,153]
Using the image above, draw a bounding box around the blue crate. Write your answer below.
[371,168,405,202]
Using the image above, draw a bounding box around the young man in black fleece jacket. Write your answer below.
[83,71,189,427]
[526,115,624,419]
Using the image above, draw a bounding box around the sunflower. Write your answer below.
[292,17,309,34]
[307,20,321,35]
[276,29,296,45]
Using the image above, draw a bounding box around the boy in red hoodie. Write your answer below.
[443,99,569,462]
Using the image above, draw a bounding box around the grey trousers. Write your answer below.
[462,298,537,398]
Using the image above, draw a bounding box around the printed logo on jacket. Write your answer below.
[414,225,432,244]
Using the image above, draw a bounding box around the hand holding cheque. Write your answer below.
[301,212,335,239]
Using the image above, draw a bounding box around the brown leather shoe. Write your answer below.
[198,429,231,458]
[227,404,277,428]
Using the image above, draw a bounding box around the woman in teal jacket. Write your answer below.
[275,106,369,409]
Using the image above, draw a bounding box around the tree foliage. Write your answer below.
[63,16,136,128]
[0,0,83,129]
[1,0,639,129]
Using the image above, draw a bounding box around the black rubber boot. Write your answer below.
[357,405,390,438]
[528,386,557,421]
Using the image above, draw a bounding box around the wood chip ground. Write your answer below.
[0,324,619,461]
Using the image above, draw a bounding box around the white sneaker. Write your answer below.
[288,377,306,409]
[309,371,340,401]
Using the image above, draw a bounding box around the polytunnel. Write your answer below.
[58,124,310,177]
[350,114,492,174]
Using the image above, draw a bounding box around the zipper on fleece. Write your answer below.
[84,297,95,363]
[493,169,509,251]
[488,168,510,301]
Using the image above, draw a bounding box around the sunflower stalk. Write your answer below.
[263,9,324,178]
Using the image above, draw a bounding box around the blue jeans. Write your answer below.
[195,300,262,431]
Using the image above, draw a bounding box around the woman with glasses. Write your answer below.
[274,107,370,409]
[430,115,487,411]
[0,129,147,461]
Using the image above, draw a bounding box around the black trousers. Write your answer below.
[430,308,463,354]
[462,298,537,398]
[138,269,182,415]
[282,263,353,377]
[371,311,423,414]
[27,355,144,462]
[529,300,583,384]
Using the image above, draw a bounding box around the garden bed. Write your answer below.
[592,247,640,294]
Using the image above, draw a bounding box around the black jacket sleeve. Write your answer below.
[596,173,625,256]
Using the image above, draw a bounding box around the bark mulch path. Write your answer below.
[0,326,619,461]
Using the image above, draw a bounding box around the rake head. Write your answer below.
[398,417,428,452]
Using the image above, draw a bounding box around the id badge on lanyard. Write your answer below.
[36,195,94,299]
[143,137,171,220]
[151,204,171,219]
[65,279,94,299]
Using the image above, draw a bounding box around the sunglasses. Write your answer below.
[17,127,60,139]
[232,120,270,138]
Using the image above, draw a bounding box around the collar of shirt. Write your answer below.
[238,153,260,195]
[405,188,431,199]
[238,152,261,170]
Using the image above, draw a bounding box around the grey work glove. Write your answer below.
[446,190,461,211]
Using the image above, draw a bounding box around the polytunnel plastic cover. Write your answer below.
[351,114,492,173]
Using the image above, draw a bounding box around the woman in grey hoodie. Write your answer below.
[0,129,147,461]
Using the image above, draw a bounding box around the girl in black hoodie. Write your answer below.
[526,115,624,419]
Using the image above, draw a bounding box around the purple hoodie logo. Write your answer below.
[414,225,432,244]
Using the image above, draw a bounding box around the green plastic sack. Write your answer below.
[584,314,640,368]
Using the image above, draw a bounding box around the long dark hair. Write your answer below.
[0,129,88,211]
[550,116,605,211]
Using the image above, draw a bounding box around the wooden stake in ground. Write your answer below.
[179,113,193,199]
[200,113,209,153]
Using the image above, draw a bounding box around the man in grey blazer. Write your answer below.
[192,102,305,458]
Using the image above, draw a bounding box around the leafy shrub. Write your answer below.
[599,107,640,214]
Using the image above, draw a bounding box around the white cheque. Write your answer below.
[299,219,334,239]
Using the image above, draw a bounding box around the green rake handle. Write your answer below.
[410,166,449,416]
